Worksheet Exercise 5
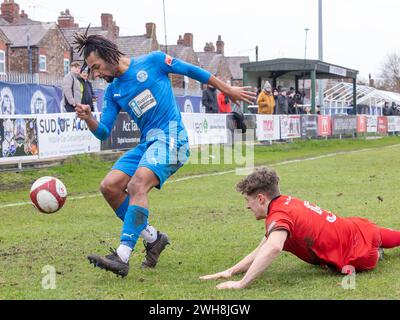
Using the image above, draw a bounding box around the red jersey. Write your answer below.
[266,195,381,272]
[217,93,232,113]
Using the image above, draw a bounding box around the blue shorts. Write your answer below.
[112,135,190,189]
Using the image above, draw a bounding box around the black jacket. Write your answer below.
[202,87,218,113]
[78,77,95,111]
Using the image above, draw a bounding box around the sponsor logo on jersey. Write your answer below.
[128,89,157,118]
[137,70,148,83]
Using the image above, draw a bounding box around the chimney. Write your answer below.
[204,42,215,53]
[183,33,193,48]
[113,23,120,38]
[57,9,78,28]
[177,35,184,45]
[19,9,27,18]
[216,35,224,55]
[101,13,113,30]
[1,0,20,24]
[369,73,375,88]
[145,22,156,39]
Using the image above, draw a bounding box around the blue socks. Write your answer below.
[120,205,149,249]
[115,196,130,221]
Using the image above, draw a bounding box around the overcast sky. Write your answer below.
[17,0,400,80]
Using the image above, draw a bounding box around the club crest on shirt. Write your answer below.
[165,55,173,66]
[137,70,148,83]
[128,89,157,118]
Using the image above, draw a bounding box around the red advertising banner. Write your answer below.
[357,115,367,133]
[377,116,388,134]
[318,115,332,136]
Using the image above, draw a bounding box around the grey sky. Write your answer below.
[17,0,399,80]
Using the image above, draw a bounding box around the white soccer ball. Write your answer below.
[30,177,68,214]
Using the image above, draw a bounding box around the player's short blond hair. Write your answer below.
[236,167,280,198]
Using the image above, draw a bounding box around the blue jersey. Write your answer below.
[93,51,211,143]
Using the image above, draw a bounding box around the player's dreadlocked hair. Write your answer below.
[72,25,124,72]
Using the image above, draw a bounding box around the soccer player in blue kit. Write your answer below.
[73,31,256,277]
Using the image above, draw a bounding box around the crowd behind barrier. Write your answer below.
[1,113,399,165]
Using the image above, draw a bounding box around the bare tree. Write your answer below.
[379,52,400,92]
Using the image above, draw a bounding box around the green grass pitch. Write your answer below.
[1,136,400,299]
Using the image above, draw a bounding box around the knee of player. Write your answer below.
[100,179,120,198]
[127,179,148,197]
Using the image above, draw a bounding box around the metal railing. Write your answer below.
[0,72,64,87]
[0,72,205,95]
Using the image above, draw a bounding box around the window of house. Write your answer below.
[39,55,47,72]
[0,50,5,74]
[63,59,70,75]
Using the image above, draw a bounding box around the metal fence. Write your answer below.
[0,72,109,90]
[0,72,62,87]
[0,72,203,96]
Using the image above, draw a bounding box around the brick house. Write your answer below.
[0,22,71,77]
[160,33,202,94]
[226,56,249,87]
[0,27,10,74]
[197,35,232,86]
[0,0,70,77]
[58,9,120,62]
[117,22,159,57]
[197,35,249,88]
[0,0,38,25]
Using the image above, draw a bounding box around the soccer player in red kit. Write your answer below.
[200,167,400,290]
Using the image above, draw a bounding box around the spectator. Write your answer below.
[304,106,312,115]
[390,102,399,116]
[78,67,96,112]
[288,90,297,114]
[275,87,289,115]
[202,84,218,113]
[273,88,279,105]
[383,102,391,116]
[62,61,82,113]
[217,91,232,113]
[257,81,275,114]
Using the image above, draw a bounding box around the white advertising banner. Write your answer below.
[366,116,378,133]
[387,116,400,132]
[182,113,228,146]
[256,115,280,141]
[280,115,301,139]
[37,113,101,159]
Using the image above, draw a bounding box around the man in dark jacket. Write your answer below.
[78,68,96,112]
[275,87,289,115]
[202,84,219,113]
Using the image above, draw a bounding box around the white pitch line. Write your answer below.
[1,143,399,209]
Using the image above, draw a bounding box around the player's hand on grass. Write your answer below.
[216,281,244,290]
[199,269,233,281]
[227,86,257,105]
[75,103,92,120]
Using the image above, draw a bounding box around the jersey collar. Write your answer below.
[117,58,135,82]
[267,195,282,216]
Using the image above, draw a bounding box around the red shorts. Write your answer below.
[346,218,382,272]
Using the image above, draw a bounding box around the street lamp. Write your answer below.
[162,0,168,54]
[302,28,309,93]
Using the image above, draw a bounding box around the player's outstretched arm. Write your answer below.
[207,75,257,105]
[216,230,288,290]
[200,237,267,281]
